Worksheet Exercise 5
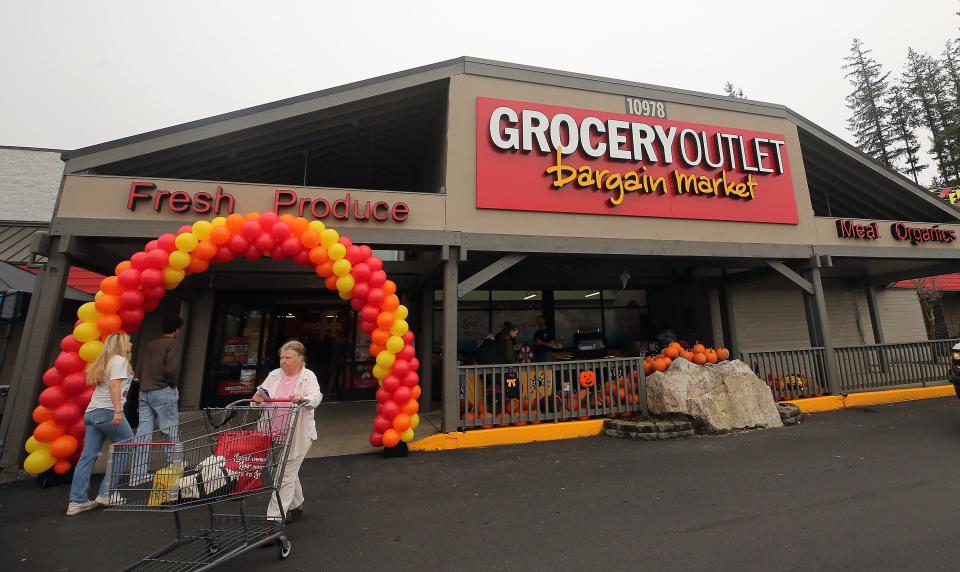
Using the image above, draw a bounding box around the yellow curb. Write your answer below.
[785,384,956,413]
[409,420,604,452]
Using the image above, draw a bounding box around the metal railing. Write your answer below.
[738,348,829,401]
[457,357,646,429]
[835,339,960,392]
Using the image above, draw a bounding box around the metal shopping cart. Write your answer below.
[102,398,303,571]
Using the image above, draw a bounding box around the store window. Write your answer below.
[602,290,650,348]
[554,290,603,349]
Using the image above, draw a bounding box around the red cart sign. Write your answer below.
[476,97,798,224]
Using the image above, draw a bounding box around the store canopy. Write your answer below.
[0,261,92,301]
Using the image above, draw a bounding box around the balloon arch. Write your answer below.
[23,211,421,475]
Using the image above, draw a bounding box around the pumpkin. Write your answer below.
[662,356,672,367]
[663,346,679,359]
[579,370,597,388]
[643,359,654,375]
[679,350,694,361]
[692,343,706,354]
[653,357,668,372]
[716,347,730,361]
[705,350,718,364]
[692,353,707,365]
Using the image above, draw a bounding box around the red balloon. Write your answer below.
[227,234,249,254]
[146,248,169,269]
[119,289,144,309]
[339,236,353,248]
[177,224,193,234]
[144,239,159,252]
[381,375,400,393]
[157,233,177,252]
[350,298,365,311]
[350,263,371,283]
[381,401,400,420]
[62,371,88,395]
[398,345,416,361]
[352,282,370,301]
[244,246,262,261]
[373,415,392,433]
[143,298,160,312]
[39,386,68,409]
[409,357,421,372]
[119,308,145,330]
[375,403,384,414]
[213,245,235,263]
[55,352,85,374]
[241,220,262,240]
[346,245,363,264]
[292,250,310,266]
[375,387,390,403]
[359,245,372,260]
[369,431,384,448]
[255,233,275,253]
[403,372,420,387]
[142,285,166,300]
[391,359,410,378]
[60,335,83,353]
[270,245,287,261]
[281,236,302,256]
[359,320,376,334]
[271,221,291,241]
[360,305,379,322]
[75,387,94,411]
[367,288,385,307]
[369,270,387,288]
[53,402,82,426]
[42,367,63,387]
[393,386,411,404]
[140,268,164,288]
[258,211,279,231]
[67,418,85,440]
[367,256,383,271]
[117,269,141,290]
[402,331,415,345]
[130,251,149,270]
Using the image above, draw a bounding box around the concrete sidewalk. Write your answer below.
[3,397,960,571]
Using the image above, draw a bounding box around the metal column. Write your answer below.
[808,265,841,395]
[864,284,889,373]
[441,247,459,432]
[417,284,434,414]
[0,242,72,480]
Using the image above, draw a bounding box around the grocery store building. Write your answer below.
[3,58,959,472]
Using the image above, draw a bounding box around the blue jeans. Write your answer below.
[132,387,180,479]
[69,409,134,503]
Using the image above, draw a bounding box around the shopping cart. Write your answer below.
[102,398,303,571]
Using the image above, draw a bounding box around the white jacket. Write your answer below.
[256,367,323,458]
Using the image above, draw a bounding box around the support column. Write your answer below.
[0,242,71,480]
[802,294,823,347]
[417,283,434,414]
[864,283,889,373]
[441,247,459,432]
[717,275,738,355]
[808,265,841,395]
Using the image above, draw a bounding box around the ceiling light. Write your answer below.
[523,292,537,300]
[584,291,600,298]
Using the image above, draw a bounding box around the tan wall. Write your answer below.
[730,278,811,351]
[941,295,960,337]
[875,288,928,342]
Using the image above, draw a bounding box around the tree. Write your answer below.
[886,85,927,183]
[723,82,746,99]
[844,39,895,168]
[903,48,958,184]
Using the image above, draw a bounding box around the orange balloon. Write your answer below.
[290,217,309,237]
[209,226,231,245]
[32,405,53,423]
[383,280,397,296]
[97,313,122,335]
[410,385,422,400]
[244,211,261,221]
[392,413,411,432]
[401,399,419,415]
[95,294,122,314]
[188,256,210,273]
[314,261,333,278]
[308,246,328,265]
[301,230,321,249]
[53,460,72,475]
[114,260,132,275]
[49,434,79,458]
[371,329,390,346]
[382,295,400,312]
[99,276,124,296]
[225,213,246,234]
[194,240,218,260]
[323,275,338,291]
[279,214,295,225]
[382,428,400,448]
[369,343,385,357]
[376,312,394,330]
[34,420,65,442]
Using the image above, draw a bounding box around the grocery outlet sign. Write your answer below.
[476,97,799,224]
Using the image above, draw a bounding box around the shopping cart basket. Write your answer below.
[103,398,303,570]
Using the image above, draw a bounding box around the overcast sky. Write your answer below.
[1,1,957,185]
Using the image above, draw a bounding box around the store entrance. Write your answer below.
[202,293,379,407]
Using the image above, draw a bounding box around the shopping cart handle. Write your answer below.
[225,397,298,408]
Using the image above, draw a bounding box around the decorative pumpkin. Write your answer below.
[692,343,706,354]
[692,353,707,365]
[579,370,597,387]
[716,347,730,361]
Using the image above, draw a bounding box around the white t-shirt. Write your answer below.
[86,355,133,413]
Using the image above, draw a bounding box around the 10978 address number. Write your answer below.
[624,97,666,118]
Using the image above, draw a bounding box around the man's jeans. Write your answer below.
[68,409,134,502]
[131,387,180,480]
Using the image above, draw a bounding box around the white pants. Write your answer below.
[267,449,306,520]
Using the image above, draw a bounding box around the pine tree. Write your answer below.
[723,82,746,98]
[939,40,960,183]
[887,85,927,183]
[844,38,895,167]
[903,48,956,183]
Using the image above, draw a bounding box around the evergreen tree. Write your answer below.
[723,82,746,98]
[844,38,895,167]
[887,85,927,183]
[903,48,956,183]
[939,40,960,182]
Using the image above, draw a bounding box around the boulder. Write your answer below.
[646,359,783,433]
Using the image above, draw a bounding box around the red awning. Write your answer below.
[891,274,960,291]
[17,265,104,295]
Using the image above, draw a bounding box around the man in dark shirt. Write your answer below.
[131,316,183,483]
[532,315,556,362]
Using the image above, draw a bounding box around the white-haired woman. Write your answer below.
[253,340,322,523]
[67,332,135,515]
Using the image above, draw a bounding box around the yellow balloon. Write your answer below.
[336,275,355,293]
[376,351,396,368]
[168,250,191,270]
[320,228,340,248]
[332,259,352,277]
[24,435,49,454]
[163,268,185,287]
[339,290,352,301]
[79,340,104,362]
[389,319,409,337]
[174,232,198,253]
[192,220,212,241]
[372,364,389,380]
[211,216,227,228]
[94,290,104,300]
[23,449,56,475]
[73,321,100,343]
[328,242,346,261]
[410,413,420,430]
[386,335,404,354]
[308,220,326,234]
[400,428,415,443]
[395,305,409,321]
[77,302,101,323]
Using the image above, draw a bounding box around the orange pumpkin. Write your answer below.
[705,351,718,364]
[643,359,654,375]
[692,343,706,354]
[663,346,679,359]
[692,353,707,365]
[662,356,672,367]
[653,357,668,372]
[716,347,730,361]
[679,350,694,361]
[579,370,597,387]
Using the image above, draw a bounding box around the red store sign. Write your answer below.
[476,97,798,224]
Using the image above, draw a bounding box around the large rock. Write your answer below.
[646,359,783,433]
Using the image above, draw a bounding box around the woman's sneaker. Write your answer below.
[66,501,98,516]
[95,492,126,506]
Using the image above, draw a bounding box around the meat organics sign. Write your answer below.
[476,97,798,224]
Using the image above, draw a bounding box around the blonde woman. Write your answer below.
[67,332,135,516]
[252,340,322,523]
